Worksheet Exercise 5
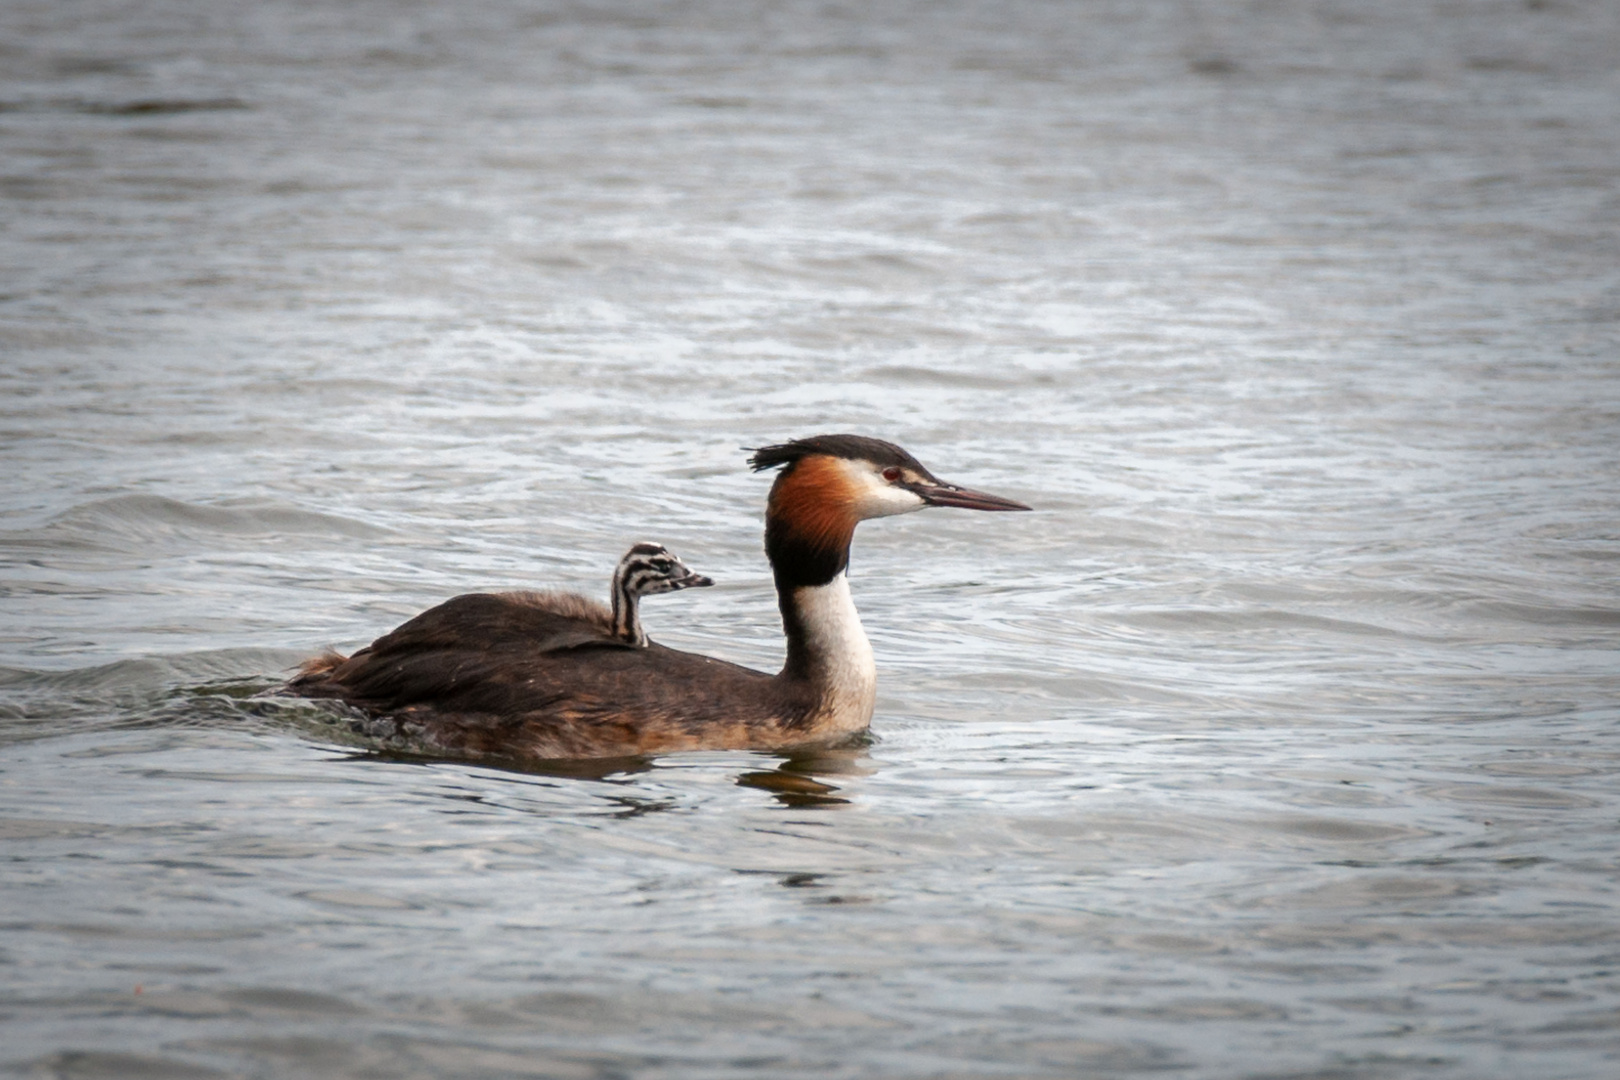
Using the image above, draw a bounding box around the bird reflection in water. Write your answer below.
[335,744,871,809]
[735,745,871,807]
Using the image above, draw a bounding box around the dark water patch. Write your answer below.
[1419,784,1602,810]
[50,56,141,76]
[1103,997,1289,1022]
[1535,1008,1620,1033]
[677,95,751,109]
[0,97,248,116]
[18,1051,228,1079]
[297,890,418,911]
[1465,55,1551,75]
[954,1035,1181,1072]
[1256,817,1433,845]
[1187,53,1242,78]
[0,818,112,841]
[79,98,249,116]
[1475,760,1603,778]
[177,1036,356,1072]
[0,924,265,945]
[1466,601,1620,628]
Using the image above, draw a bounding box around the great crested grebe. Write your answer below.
[290,434,1030,760]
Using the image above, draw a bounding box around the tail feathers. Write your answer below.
[290,650,348,688]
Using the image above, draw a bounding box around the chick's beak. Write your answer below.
[909,481,1032,512]
[678,572,715,588]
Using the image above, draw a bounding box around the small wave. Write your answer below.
[1112,607,1409,640]
[0,648,325,749]
[0,647,305,695]
[1464,601,1620,628]
[0,495,391,554]
[863,364,1036,390]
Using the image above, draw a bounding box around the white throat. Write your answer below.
[791,572,877,732]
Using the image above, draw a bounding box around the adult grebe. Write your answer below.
[290,434,1030,760]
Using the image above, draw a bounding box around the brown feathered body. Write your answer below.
[290,590,819,758]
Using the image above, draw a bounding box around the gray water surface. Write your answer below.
[3,1,1619,1077]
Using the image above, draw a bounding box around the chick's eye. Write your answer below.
[882,467,902,482]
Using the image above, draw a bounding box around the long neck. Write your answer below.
[765,475,876,730]
[609,570,646,647]
[777,574,876,724]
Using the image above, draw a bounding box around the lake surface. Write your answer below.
[3,1,1619,1077]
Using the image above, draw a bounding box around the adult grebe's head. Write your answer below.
[748,434,1031,587]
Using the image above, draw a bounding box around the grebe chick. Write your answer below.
[608,541,713,646]
[290,434,1030,761]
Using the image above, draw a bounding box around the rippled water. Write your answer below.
[4,1,1619,1077]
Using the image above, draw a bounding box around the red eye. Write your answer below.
[882,467,902,482]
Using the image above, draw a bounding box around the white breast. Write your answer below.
[792,573,878,733]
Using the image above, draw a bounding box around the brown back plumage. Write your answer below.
[498,589,613,627]
[287,589,813,758]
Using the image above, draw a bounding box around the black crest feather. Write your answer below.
[746,434,930,475]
